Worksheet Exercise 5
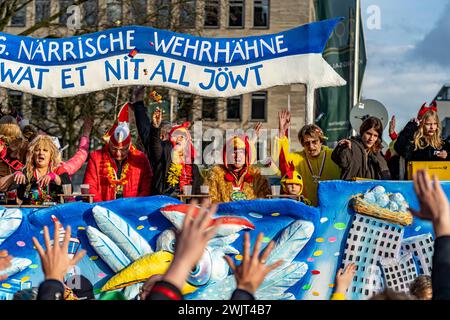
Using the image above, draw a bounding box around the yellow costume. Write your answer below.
[206,135,271,203]
[273,136,341,206]
[206,165,271,203]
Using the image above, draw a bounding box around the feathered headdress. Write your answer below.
[279,147,303,194]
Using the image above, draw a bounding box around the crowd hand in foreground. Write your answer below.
[224,232,283,295]
[0,250,12,281]
[333,263,357,297]
[410,170,450,237]
[32,220,86,283]
[161,200,219,291]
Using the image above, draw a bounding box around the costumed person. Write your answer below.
[83,103,152,202]
[55,117,93,177]
[394,102,450,174]
[331,116,391,180]
[278,147,311,205]
[273,110,340,206]
[206,135,270,203]
[1,135,71,205]
[131,87,202,196]
[0,116,26,178]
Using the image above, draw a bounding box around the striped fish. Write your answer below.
[0,208,22,246]
[86,226,131,273]
[92,206,153,261]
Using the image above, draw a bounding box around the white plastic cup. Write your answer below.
[62,184,72,195]
[271,185,281,196]
[80,184,90,195]
[183,185,193,195]
[200,185,209,194]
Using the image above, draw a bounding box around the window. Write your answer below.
[7,90,23,115]
[32,95,48,118]
[35,0,50,23]
[180,0,196,28]
[226,96,241,120]
[56,98,68,117]
[155,0,171,29]
[202,98,217,120]
[251,92,267,121]
[11,1,27,27]
[131,0,148,24]
[204,0,220,27]
[59,0,74,25]
[84,0,98,27]
[106,0,122,25]
[177,93,193,122]
[253,0,269,27]
[229,0,244,28]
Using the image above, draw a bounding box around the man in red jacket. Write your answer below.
[83,103,152,202]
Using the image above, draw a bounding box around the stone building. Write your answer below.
[0,0,315,161]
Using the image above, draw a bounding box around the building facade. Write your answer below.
[341,213,404,299]
[0,0,314,159]
[401,233,434,276]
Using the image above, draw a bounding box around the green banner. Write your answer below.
[315,0,367,142]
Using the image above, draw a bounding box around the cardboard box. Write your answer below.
[407,161,450,180]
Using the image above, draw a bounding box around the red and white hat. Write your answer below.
[104,103,131,148]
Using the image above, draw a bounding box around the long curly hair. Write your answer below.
[0,123,22,142]
[413,110,443,150]
[25,135,61,181]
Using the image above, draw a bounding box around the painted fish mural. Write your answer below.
[0,181,436,300]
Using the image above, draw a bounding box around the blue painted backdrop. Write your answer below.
[0,180,435,300]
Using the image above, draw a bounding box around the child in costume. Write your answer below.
[279,147,311,205]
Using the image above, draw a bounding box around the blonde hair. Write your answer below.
[413,110,443,150]
[0,123,22,142]
[25,135,61,181]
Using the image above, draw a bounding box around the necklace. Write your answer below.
[305,151,326,184]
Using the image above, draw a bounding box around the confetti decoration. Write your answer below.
[128,48,139,58]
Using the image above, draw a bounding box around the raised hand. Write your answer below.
[162,200,218,290]
[334,263,357,295]
[410,170,450,237]
[224,232,283,295]
[82,117,94,137]
[278,110,291,138]
[32,220,86,282]
[250,122,263,144]
[132,85,146,104]
[152,108,162,128]
[389,115,396,136]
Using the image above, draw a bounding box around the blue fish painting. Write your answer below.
[0,181,435,300]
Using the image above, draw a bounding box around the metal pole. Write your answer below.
[306,86,315,125]
[353,0,361,107]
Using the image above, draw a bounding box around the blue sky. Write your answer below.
[360,0,450,134]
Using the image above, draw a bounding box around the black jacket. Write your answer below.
[146,280,255,300]
[432,236,450,300]
[37,280,64,300]
[331,137,391,180]
[133,101,202,196]
[394,120,450,162]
